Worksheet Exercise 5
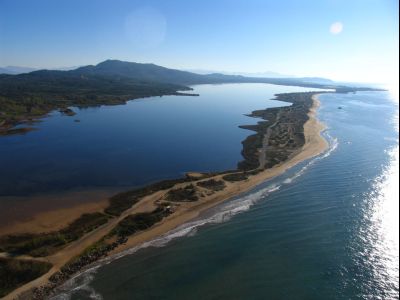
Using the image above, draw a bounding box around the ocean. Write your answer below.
[51,89,399,299]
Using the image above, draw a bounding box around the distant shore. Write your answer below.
[107,94,328,255]
[2,92,329,299]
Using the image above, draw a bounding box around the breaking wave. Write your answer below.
[50,133,338,300]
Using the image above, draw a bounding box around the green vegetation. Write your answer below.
[0,258,52,297]
[0,59,382,134]
[0,60,385,298]
[223,173,248,182]
[196,179,226,191]
[165,184,199,202]
[105,178,190,216]
[111,206,171,237]
[237,92,318,170]
[0,212,109,257]
[42,205,173,299]
[49,238,116,289]
[0,60,197,133]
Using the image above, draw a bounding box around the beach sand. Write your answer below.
[110,94,328,254]
[5,94,328,300]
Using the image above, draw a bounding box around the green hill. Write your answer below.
[0,60,380,132]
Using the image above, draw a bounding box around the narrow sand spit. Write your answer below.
[110,94,328,254]
[5,94,328,300]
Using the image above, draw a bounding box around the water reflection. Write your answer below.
[354,92,399,298]
[364,145,399,298]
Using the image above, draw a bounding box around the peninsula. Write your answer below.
[1,88,346,299]
[0,60,379,136]
[0,61,383,299]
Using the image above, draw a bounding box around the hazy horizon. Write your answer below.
[0,2,398,298]
[0,0,398,86]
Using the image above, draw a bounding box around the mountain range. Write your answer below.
[0,62,334,85]
[0,59,377,130]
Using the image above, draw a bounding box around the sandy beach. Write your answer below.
[109,94,328,254]
[4,94,328,300]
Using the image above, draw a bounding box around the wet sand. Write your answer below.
[0,188,120,235]
[5,94,328,300]
[111,94,328,254]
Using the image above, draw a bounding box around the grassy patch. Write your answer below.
[222,173,248,182]
[196,179,226,191]
[105,178,190,216]
[0,258,52,297]
[0,212,109,257]
[112,207,171,237]
[165,184,198,202]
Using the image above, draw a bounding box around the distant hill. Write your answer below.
[0,60,336,104]
[0,66,38,74]
[186,69,294,78]
[73,60,216,85]
[0,59,380,131]
[0,65,83,74]
[298,77,335,85]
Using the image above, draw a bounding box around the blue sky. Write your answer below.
[0,0,398,83]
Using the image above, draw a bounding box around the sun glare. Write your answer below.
[330,21,343,35]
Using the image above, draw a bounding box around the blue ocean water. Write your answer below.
[52,90,399,300]
[0,83,317,197]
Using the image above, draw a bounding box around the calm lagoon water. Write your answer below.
[53,90,399,300]
[0,83,318,197]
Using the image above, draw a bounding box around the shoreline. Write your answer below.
[0,187,126,235]
[0,90,196,136]
[2,93,328,299]
[107,94,328,255]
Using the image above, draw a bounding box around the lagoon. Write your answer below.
[0,83,321,197]
[53,90,399,300]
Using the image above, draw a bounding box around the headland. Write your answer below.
[0,90,331,299]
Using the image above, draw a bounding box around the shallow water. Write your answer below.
[52,90,399,300]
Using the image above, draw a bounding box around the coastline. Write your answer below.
[2,93,328,299]
[107,94,328,254]
[0,188,124,235]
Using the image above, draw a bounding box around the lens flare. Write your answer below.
[330,22,343,35]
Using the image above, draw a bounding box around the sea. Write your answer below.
[2,84,399,299]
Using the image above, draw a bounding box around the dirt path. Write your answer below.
[259,110,282,169]
[4,191,162,300]
[5,94,328,300]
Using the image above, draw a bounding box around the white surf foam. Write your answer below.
[50,134,338,299]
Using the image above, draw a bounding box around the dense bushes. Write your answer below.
[105,178,190,216]
[112,207,171,237]
[196,179,226,191]
[0,258,52,297]
[165,184,198,202]
[222,173,248,182]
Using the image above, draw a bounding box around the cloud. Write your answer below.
[330,22,343,35]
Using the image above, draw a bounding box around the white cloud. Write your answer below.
[330,22,343,35]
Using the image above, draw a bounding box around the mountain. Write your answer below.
[298,77,335,85]
[73,60,214,85]
[0,65,83,74]
[0,66,38,74]
[0,59,379,131]
[57,60,332,87]
[186,69,294,78]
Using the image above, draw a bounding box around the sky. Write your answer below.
[0,0,398,84]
